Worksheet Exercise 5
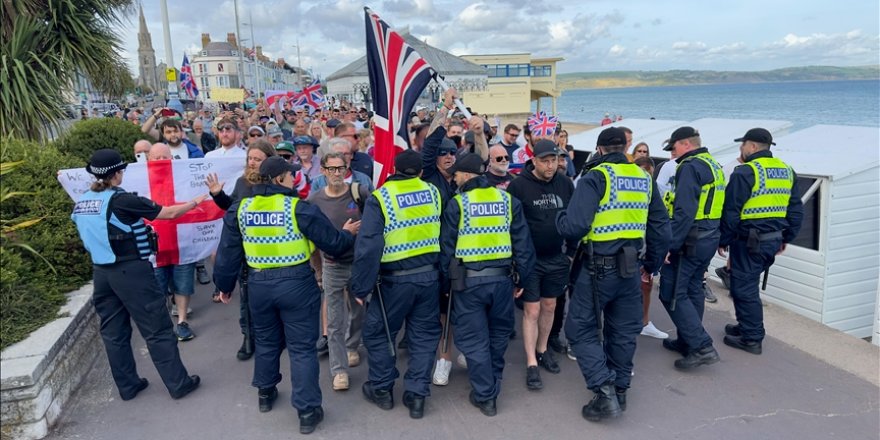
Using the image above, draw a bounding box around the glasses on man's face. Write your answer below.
[279,153,294,160]
[506,132,519,137]
[218,125,236,132]
[493,155,510,162]
[323,166,347,174]
[438,150,456,157]
[249,132,263,138]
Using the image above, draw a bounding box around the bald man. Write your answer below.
[148,143,172,161]
[484,144,515,190]
[134,140,152,162]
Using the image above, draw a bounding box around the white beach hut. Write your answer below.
[708,124,880,339]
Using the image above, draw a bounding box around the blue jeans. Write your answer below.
[154,263,196,296]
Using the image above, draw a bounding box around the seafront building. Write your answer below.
[459,53,564,116]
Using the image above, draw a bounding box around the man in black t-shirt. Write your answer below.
[484,145,515,190]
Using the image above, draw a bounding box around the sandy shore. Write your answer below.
[560,121,597,135]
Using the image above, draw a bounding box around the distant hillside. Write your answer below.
[557,65,880,90]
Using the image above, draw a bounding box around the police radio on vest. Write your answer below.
[244,211,286,226]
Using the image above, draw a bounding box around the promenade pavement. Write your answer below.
[47,274,879,440]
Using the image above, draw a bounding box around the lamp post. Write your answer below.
[233,0,245,89]
[292,40,303,89]
[160,0,183,112]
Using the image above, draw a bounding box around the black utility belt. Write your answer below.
[381,264,437,277]
[738,230,783,241]
[465,267,511,278]
[584,247,640,279]
[250,262,307,272]
[584,255,617,269]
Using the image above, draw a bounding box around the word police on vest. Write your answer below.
[397,190,432,208]
[73,199,103,215]
[766,168,790,180]
[616,176,649,192]
[470,202,506,217]
[244,211,286,227]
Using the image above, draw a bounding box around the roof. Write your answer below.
[326,33,487,81]
[767,124,880,180]
[202,41,237,56]
[568,119,686,152]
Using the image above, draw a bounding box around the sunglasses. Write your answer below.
[249,133,263,138]
[438,150,456,157]
[279,153,294,160]
[493,155,510,162]
[218,125,236,131]
[323,166,347,173]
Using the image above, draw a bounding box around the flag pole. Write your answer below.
[433,76,472,119]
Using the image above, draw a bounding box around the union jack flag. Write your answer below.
[180,54,199,98]
[365,7,436,186]
[291,79,325,113]
[527,111,558,138]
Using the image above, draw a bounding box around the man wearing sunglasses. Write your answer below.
[246,126,266,146]
[485,145,515,190]
[205,118,246,159]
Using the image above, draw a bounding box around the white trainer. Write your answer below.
[456,353,468,369]
[641,321,669,339]
[432,359,452,386]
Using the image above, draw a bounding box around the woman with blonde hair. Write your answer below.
[357,128,374,157]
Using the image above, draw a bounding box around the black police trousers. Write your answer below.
[92,259,192,399]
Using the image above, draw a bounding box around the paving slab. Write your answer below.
[46,278,879,440]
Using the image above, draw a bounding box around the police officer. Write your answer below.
[440,153,535,417]
[658,127,725,369]
[719,128,803,355]
[349,150,443,419]
[214,156,358,435]
[71,149,202,401]
[556,128,669,422]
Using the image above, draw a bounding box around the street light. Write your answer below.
[291,40,303,89]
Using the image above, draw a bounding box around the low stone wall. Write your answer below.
[1,283,100,440]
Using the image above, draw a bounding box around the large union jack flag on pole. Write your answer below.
[365,7,436,186]
[292,79,325,113]
[180,54,199,98]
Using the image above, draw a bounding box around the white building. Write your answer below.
[191,33,309,100]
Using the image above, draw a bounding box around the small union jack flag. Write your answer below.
[292,80,325,113]
[527,111,558,137]
[179,54,199,98]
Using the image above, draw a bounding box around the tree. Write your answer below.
[0,0,135,141]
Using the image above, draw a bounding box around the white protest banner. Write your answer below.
[58,157,245,267]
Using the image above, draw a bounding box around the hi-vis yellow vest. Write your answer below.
[741,157,794,220]
[586,163,651,242]
[454,187,513,262]
[238,194,314,269]
[376,178,442,263]
[663,152,726,220]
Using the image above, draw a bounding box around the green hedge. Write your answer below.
[1,137,92,350]
[54,117,152,164]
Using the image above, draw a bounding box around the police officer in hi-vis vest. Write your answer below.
[71,149,203,401]
[214,156,359,435]
[719,128,803,355]
[350,150,443,420]
[556,128,669,422]
[658,127,725,369]
[439,153,535,417]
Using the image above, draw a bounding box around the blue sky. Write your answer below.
[121,0,880,78]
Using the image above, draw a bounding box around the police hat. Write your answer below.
[260,156,299,180]
[449,153,485,175]
[394,149,422,176]
[734,128,776,146]
[664,126,700,150]
[86,149,127,178]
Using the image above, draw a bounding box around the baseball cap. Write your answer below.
[395,150,422,176]
[734,128,776,146]
[664,126,700,150]
[292,135,319,147]
[275,141,295,153]
[449,153,485,175]
[260,156,299,180]
[247,125,265,135]
[532,139,560,158]
[597,127,626,147]
[325,118,341,128]
[266,125,283,138]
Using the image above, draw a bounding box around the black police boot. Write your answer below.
[237,335,254,361]
[662,338,688,356]
[120,378,149,401]
[469,390,497,417]
[170,375,200,400]
[298,406,324,435]
[615,386,627,412]
[362,382,393,410]
[723,335,762,355]
[402,391,425,419]
[537,350,561,374]
[674,345,721,370]
[724,323,742,337]
[258,386,278,413]
[581,382,622,422]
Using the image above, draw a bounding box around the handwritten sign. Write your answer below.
[211,87,245,103]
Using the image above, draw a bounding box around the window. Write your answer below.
[532,65,552,77]
[200,77,208,89]
[790,176,821,251]
[483,63,531,78]
[218,63,224,72]
[200,51,207,56]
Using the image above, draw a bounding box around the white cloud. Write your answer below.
[609,44,626,56]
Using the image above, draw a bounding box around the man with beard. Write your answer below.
[484,145,515,190]
[205,117,246,159]
[159,118,204,160]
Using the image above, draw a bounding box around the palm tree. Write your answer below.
[1,0,135,141]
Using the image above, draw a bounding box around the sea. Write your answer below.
[546,79,879,131]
